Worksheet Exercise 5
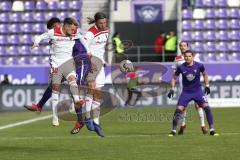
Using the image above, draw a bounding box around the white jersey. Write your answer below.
[172,54,201,69]
[34,26,77,67]
[84,25,109,62]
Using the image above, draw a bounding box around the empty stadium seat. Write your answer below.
[217,30,228,41]
[205,9,215,19]
[24,1,35,11]
[47,12,57,19]
[23,12,34,22]
[11,12,22,22]
[59,0,69,10]
[22,35,33,44]
[229,19,239,29]
[0,24,8,33]
[59,12,69,21]
[194,42,204,53]
[216,0,228,7]
[0,13,10,22]
[71,12,81,21]
[182,9,192,19]
[35,23,46,33]
[0,46,7,55]
[193,20,204,30]
[216,53,229,61]
[22,23,33,33]
[229,41,240,52]
[10,24,21,33]
[9,35,20,45]
[205,53,217,62]
[1,1,12,11]
[205,31,216,41]
[216,8,228,18]
[36,1,47,10]
[48,1,58,10]
[182,20,192,30]
[19,45,31,54]
[205,19,215,29]
[71,0,82,9]
[182,31,192,41]
[8,46,19,55]
[31,56,42,65]
[193,31,204,41]
[0,35,8,45]
[7,57,19,65]
[228,8,239,18]
[195,0,204,8]
[217,19,228,29]
[230,52,240,61]
[218,41,229,52]
[204,0,215,7]
[229,30,240,41]
[19,57,30,65]
[35,12,46,22]
[206,42,216,53]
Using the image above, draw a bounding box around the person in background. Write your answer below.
[113,31,128,63]
[1,74,11,85]
[164,31,177,62]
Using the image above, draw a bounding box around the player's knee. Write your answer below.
[176,106,184,111]
[201,103,209,108]
[52,84,60,92]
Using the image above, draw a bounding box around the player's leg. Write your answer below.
[169,92,190,136]
[178,108,186,135]
[194,91,218,136]
[125,88,133,106]
[194,103,208,134]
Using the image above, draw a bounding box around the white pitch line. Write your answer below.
[0,114,52,130]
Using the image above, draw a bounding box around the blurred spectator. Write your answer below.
[164,31,177,62]
[12,0,24,11]
[154,32,165,54]
[1,74,11,85]
[113,31,128,63]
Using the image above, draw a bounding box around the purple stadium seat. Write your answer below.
[30,56,40,65]
[229,8,239,18]
[10,24,21,33]
[19,57,30,65]
[59,12,69,21]
[36,1,47,10]
[193,20,204,30]
[9,35,20,45]
[217,53,228,61]
[205,31,215,41]
[217,30,228,41]
[205,42,216,52]
[48,1,58,10]
[0,13,10,22]
[216,8,228,18]
[194,42,204,53]
[24,1,35,11]
[229,19,239,29]
[230,53,240,61]
[216,0,227,7]
[229,30,240,41]
[204,0,215,7]
[217,19,228,29]
[11,12,22,22]
[8,46,19,55]
[47,12,57,19]
[31,47,43,55]
[195,53,204,61]
[182,31,192,41]
[229,42,240,52]
[0,46,7,55]
[195,0,204,8]
[35,23,46,33]
[42,56,49,64]
[0,24,8,33]
[22,35,33,44]
[182,9,192,19]
[59,0,69,10]
[205,53,217,62]
[22,23,33,33]
[20,46,31,54]
[218,42,228,52]
[182,20,192,30]
[35,12,46,22]
[193,31,204,41]
[205,19,215,29]
[0,57,7,65]
[23,12,34,22]
[42,45,50,54]
[71,0,82,9]
[1,1,12,11]
[0,35,8,45]
[205,9,215,19]
[7,57,19,65]
[71,12,81,21]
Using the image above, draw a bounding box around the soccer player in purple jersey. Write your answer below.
[168,50,219,136]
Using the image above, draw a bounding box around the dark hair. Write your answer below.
[47,17,61,29]
[87,12,107,24]
[113,31,119,38]
[179,41,189,46]
[63,17,78,26]
[183,50,194,56]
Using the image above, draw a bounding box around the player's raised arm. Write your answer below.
[32,29,54,49]
[200,63,210,95]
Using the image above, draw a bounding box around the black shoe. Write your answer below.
[70,122,84,134]
[178,125,186,135]
[210,130,219,136]
[168,131,176,137]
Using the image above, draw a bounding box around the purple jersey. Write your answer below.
[175,61,205,93]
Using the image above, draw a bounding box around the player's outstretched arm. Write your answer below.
[32,30,54,49]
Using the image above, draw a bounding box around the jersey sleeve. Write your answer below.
[78,34,91,54]
[84,31,94,46]
[199,63,205,73]
[34,29,54,44]
[175,66,181,76]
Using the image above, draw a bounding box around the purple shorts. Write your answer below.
[177,90,208,107]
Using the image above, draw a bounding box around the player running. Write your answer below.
[168,50,219,136]
[72,12,109,137]
[172,41,208,135]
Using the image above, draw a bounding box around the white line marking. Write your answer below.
[0,114,52,130]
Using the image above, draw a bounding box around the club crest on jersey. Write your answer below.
[186,74,195,81]
[194,69,197,73]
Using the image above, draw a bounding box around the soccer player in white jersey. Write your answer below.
[81,12,109,137]
[32,18,83,126]
[172,41,208,134]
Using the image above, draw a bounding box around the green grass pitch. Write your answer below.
[0,107,239,160]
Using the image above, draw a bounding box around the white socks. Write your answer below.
[85,95,93,119]
[92,101,101,125]
[181,110,187,126]
[197,107,205,127]
[51,92,59,125]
